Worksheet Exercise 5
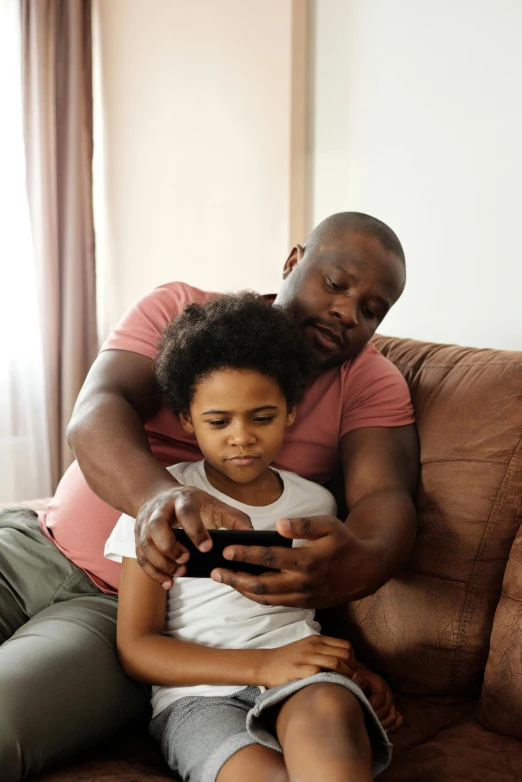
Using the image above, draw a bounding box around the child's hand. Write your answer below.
[260,635,355,688]
[352,665,403,733]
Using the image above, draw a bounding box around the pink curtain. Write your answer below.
[21,0,98,489]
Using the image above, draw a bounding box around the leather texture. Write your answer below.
[346,336,522,701]
[30,335,522,780]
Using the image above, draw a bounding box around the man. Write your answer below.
[0,212,418,780]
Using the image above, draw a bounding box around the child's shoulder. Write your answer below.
[166,460,204,487]
[277,469,337,517]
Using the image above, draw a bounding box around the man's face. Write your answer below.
[274,231,406,370]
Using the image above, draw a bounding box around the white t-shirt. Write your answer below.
[105,460,337,718]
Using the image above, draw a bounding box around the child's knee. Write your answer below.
[285,682,364,729]
[216,744,288,782]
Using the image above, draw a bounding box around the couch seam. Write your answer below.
[448,435,522,693]
[421,458,510,466]
[499,589,522,604]
[386,360,522,371]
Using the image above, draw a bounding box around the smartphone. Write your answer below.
[173,528,292,577]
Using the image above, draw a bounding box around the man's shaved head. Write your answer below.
[275,211,406,369]
[305,212,405,267]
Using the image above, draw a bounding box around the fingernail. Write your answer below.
[223,548,234,560]
[212,572,222,582]
[278,518,291,534]
[162,580,172,590]
[199,539,212,553]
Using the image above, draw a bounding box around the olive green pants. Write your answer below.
[0,508,150,781]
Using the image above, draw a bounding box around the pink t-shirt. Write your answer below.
[39,282,414,593]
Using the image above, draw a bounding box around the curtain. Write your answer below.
[21,0,98,490]
[0,0,52,502]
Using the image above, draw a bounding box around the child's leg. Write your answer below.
[275,682,373,782]
[216,743,287,782]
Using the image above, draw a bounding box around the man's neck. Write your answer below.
[203,461,283,507]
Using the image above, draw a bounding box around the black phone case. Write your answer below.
[173,529,292,577]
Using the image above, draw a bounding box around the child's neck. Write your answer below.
[203,461,283,507]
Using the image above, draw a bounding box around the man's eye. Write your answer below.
[253,416,276,424]
[363,306,378,319]
[326,276,344,292]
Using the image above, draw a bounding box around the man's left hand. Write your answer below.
[210,515,380,609]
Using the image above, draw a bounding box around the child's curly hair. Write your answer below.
[154,292,311,415]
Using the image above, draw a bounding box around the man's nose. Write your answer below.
[329,296,359,328]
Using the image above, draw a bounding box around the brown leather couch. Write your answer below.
[32,335,522,781]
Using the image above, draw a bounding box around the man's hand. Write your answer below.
[259,636,355,689]
[352,665,403,733]
[210,515,380,609]
[135,486,253,589]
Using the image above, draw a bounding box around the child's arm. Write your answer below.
[117,557,354,688]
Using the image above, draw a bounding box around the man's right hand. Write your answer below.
[134,485,253,588]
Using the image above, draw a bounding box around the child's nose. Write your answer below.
[228,424,256,446]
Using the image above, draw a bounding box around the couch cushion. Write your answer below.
[382,707,522,782]
[32,697,519,782]
[477,511,522,737]
[25,697,474,782]
[344,337,522,698]
[28,721,174,781]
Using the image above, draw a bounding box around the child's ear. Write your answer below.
[179,411,195,434]
[285,406,297,428]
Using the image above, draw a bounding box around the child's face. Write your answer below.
[179,369,296,484]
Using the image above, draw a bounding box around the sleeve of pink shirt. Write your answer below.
[99,282,214,358]
[340,343,415,437]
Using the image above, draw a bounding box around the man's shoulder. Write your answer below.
[303,342,407,405]
[339,341,407,388]
[99,284,219,358]
[166,460,203,487]
[151,281,218,306]
[344,341,393,371]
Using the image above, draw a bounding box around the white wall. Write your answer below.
[310,0,522,350]
[93,0,305,341]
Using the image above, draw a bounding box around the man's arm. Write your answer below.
[67,349,252,585]
[67,350,173,516]
[210,424,419,607]
[337,424,419,597]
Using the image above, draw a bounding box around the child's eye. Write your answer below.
[252,416,276,424]
[208,419,228,427]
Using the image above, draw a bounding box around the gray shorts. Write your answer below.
[150,672,392,782]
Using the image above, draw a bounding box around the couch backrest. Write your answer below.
[344,336,522,699]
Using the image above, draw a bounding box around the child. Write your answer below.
[105,293,400,782]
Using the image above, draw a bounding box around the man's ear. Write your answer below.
[282,244,305,280]
[179,411,194,434]
[285,406,297,428]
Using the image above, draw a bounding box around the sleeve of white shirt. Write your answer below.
[104,513,138,562]
[103,463,192,563]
